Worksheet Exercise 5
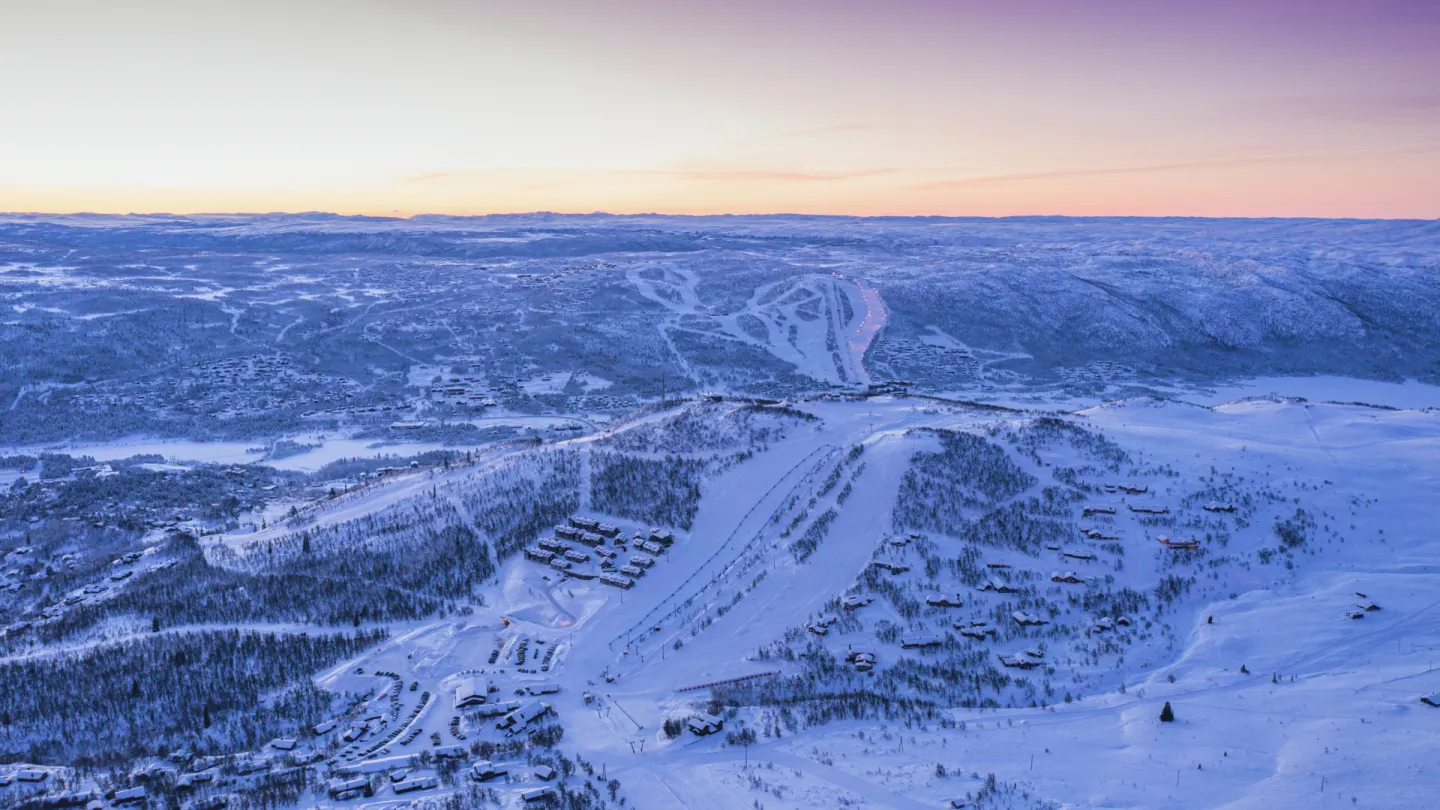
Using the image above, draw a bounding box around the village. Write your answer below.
[1,388,1437,810]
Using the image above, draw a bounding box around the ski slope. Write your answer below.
[283,386,1440,810]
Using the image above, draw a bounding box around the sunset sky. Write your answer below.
[2,0,1437,217]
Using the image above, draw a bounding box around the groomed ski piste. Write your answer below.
[17,384,1417,810]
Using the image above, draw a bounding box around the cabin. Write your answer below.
[526,683,560,696]
[843,594,873,610]
[900,634,942,649]
[957,621,996,639]
[470,761,509,781]
[1092,617,1115,633]
[1082,506,1117,517]
[538,537,567,553]
[1012,611,1048,627]
[569,516,601,531]
[1128,504,1168,515]
[926,594,964,608]
[1357,600,1381,612]
[650,529,675,546]
[1203,503,1237,513]
[807,623,828,636]
[234,758,271,775]
[641,540,665,555]
[535,765,556,781]
[394,776,440,794]
[1051,571,1085,584]
[17,769,49,783]
[1116,616,1132,627]
[269,738,297,751]
[985,562,1012,570]
[600,574,634,589]
[999,655,1040,670]
[595,545,617,559]
[497,700,551,730]
[564,549,589,564]
[433,744,467,759]
[524,547,556,564]
[1346,610,1367,620]
[338,749,420,778]
[596,523,621,538]
[1420,693,1440,708]
[113,787,148,805]
[455,677,492,708]
[630,554,655,568]
[1157,536,1200,550]
[327,777,373,800]
[687,713,725,736]
[978,578,1020,594]
[475,699,521,718]
[618,564,645,578]
[555,525,583,541]
[570,531,602,547]
[548,558,572,572]
[1081,528,1118,540]
[1118,485,1148,495]
[872,561,910,574]
[523,787,557,802]
[1062,549,1097,561]
[848,650,877,671]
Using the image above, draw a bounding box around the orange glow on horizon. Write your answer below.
[1,1,1437,219]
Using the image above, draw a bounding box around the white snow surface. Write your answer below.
[281,388,1440,810]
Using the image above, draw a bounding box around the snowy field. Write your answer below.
[1,214,1438,810]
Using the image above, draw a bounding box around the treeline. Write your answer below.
[893,429,1036,537]
[19,536,440,649]
[600,402,809,455]
[0,628,383,765]
[590,452,705,530]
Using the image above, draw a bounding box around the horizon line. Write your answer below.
[2,210,1437,223]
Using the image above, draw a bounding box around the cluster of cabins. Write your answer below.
[523,517,676,589]
[1346,593,1382,620]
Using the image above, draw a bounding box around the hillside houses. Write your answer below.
[999,654,1042,670]
[977,578,1020,594]
[1012,611,1049,627]
[686,713,725,736]
[956,621,996,639]
[846,649,877,671]
[900,634,943,649]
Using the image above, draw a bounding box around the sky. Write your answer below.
[1,0,1437,218]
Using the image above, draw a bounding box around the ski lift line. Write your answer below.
[607,444,840,649]
[616,445,840,650]
[613,448,841,661]
[675,670,779,693]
